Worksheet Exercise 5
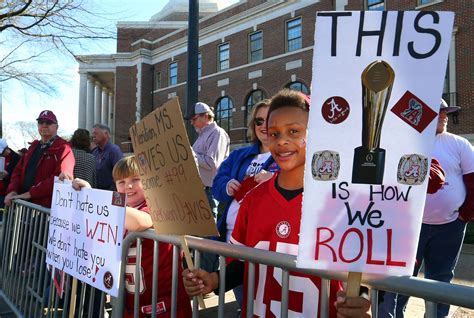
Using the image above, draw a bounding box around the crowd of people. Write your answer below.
[0,89,472,318]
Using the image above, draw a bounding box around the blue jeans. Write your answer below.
[233,285,244,308]
[200,187,219,273]
[204,187,218,220]
[379,218,467,318]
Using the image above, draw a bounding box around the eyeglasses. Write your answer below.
[38,119,54,125]
[254,117,265,126]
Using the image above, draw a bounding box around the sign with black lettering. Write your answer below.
[297,11,454,275]
[129,98,218,236]
[46,182,126,296]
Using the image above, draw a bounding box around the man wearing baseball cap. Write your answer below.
[188,102,230,272]
[4,110,75,208]
[381,99,474,317]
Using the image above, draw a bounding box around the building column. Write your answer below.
[101,89,109,126]
[94,84,102,125]
[86,78,95,131]
[78,73,87,128]
[108,93,115,142]
[135,64,142,122]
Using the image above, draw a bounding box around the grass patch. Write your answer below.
[464,222,474,244]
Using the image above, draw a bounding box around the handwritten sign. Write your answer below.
[297,11,454,275]
[129,98,218,236]
[46,182,126,296]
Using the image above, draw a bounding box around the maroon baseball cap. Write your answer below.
[36,110,58,124]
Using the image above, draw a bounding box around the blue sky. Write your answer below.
[3,0,238,149]
[4,0,239,149]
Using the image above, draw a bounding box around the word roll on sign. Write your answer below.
[297,11,454,275]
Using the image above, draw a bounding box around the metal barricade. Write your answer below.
[0,200,107,318]
[1,200,474,318]
[114,232,474,318]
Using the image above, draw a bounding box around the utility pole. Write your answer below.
[185,0,199,143]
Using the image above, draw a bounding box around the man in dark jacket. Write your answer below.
[4,110,75,208]
[91,124,123,190]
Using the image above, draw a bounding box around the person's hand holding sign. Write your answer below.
[334,290,371,318]
[182,268,218,297]
[71,178,92,190]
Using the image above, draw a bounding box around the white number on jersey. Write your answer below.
[253,241,319,317]
[124,247,146,294]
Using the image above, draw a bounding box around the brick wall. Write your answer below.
[112,0,473,146]
[117,28,179,52]
[344,0,473,134]
[114,67,137,146]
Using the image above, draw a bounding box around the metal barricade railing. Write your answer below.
[114,232,474,318]
[1,200,474,318]
[0,200,52,317]
[0,200,108,318]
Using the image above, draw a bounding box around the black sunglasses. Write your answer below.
[254,117,265,126]
[38,119,54,125]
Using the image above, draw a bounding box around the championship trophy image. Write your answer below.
[352,60,395,184]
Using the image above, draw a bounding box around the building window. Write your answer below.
[442,31,458,122]
[286,17,302,52]
[366,0,385,10]
[286,81,310,95]
[443,63,449,95]
[249,31,263,63]
[169,62,177,86]
[198,52,202,78]
[218,43,230,71]
[216,96,233,132]
[418,0,436,5]
[245,89,266,123]
[154,71,161,90]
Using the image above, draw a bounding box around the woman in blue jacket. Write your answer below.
[212,99,278,242]
[212,99,278,305]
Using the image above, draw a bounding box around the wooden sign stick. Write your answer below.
[68,278,78,318]
[346,272,362,297]
[180,236,206,309]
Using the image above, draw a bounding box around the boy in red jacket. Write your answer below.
[73,156,191,317]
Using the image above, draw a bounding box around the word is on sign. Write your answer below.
[297,10,454,276]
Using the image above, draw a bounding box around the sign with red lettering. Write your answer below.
[297,11,454,275]
[129,98,218,236]
[46,181,126,296]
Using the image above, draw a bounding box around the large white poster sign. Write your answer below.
[46,182,126,296]
[297,11,454,275]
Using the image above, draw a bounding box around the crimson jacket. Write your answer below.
[7,137,75,208]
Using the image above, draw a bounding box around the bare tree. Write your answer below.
[0,0,115,93]
[3,121,69,149]
[3,121,39,148]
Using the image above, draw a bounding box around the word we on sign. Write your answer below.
[46,182,126,296]
[297,11,454,276]
[129,98,218,237]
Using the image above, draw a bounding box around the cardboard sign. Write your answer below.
[129,98,218,236]
[46,182,126,296]
[297,11,454,276]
